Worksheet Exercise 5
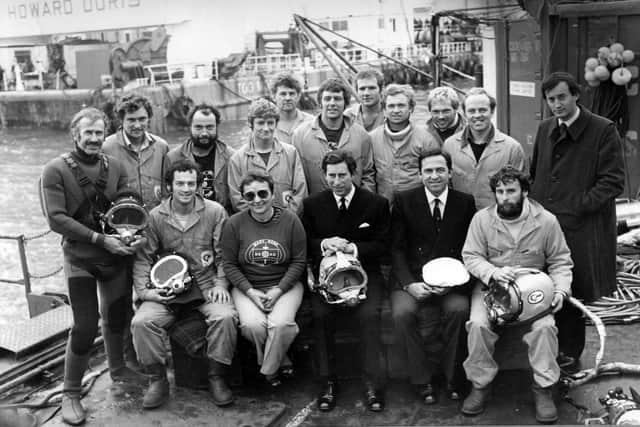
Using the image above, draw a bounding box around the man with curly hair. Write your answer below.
[228,98,307,213]
[292,78,375,195]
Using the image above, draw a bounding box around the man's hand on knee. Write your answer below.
[207,286,231,305]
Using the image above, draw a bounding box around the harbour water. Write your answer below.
[0,121,250,327]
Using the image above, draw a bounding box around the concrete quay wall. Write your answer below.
[0,69,331,133]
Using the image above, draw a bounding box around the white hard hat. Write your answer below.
[422,257,470,288]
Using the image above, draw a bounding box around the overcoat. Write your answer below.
[529,106,625,301]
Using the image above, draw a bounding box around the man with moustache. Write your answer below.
[271,72,313,144]
[302,150,390,412]
[167,103,235,213]
[426,86,466,146]
[228,98,307,214]
[40,107,143,425]
[293,78,375,195]
[461,166,573,423]
[131,159,237,409]
[530,72,625,369]
[443,88,527,210]
[103,94,170,210]
[391,148,476,405]
[345,69,386,132]
[370,84,438,205]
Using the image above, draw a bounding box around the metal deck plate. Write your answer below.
[0,305,71,356]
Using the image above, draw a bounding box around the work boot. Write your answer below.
[142,364,169,410]
[461,385,491,416]
[208,360,234,407]
[61,392,86,426]
[61,347,90,425]
[532,383,558,424]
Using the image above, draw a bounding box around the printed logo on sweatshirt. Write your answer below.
[245,239,286,266]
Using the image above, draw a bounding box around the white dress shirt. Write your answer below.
[332,184,356,210]
[558,107,580,128]
[424,186,448,217]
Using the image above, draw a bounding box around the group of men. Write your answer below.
[41,68,624,426]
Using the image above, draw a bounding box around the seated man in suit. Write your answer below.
[302,150,391,413]
[391,148,476,404]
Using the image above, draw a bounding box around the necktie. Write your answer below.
[339,197,347,214]
[558,123,568,141]
[433,198,442,232]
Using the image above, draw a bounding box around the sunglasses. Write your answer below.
[243,190,271,201]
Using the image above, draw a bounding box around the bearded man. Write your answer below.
[461,166,573,423]
[167,103,235,213]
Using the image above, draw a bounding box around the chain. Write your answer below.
[24,229,53,241]
[29,266,63,279]
[0,228,62,279]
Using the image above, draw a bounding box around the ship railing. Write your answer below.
[0,231,65,318]
[1,69,45,91]
[219,41,479,78]
[308,43,473,68]
[239,53,305,75]
[144,62,219,86]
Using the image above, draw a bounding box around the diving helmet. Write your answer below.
[484,268,554,326]
[102,190,149,245]
[598,387,640,425]
[317,249,368,307]
[149,253,193,296]
[422,257,470,289]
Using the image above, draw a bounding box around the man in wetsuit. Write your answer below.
[40,107,143,425]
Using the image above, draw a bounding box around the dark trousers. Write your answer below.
[554,302,586,360]
[391,289,469,387]
[311,271,384,385]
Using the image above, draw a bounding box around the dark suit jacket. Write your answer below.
[391,186,476,291]
[302,186,391,275]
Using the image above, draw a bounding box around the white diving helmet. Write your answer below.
[149,254,193,296]
[102,191,149,245]
[317,249,368,307]
[484,268,554,326]
[422,257,470,289]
